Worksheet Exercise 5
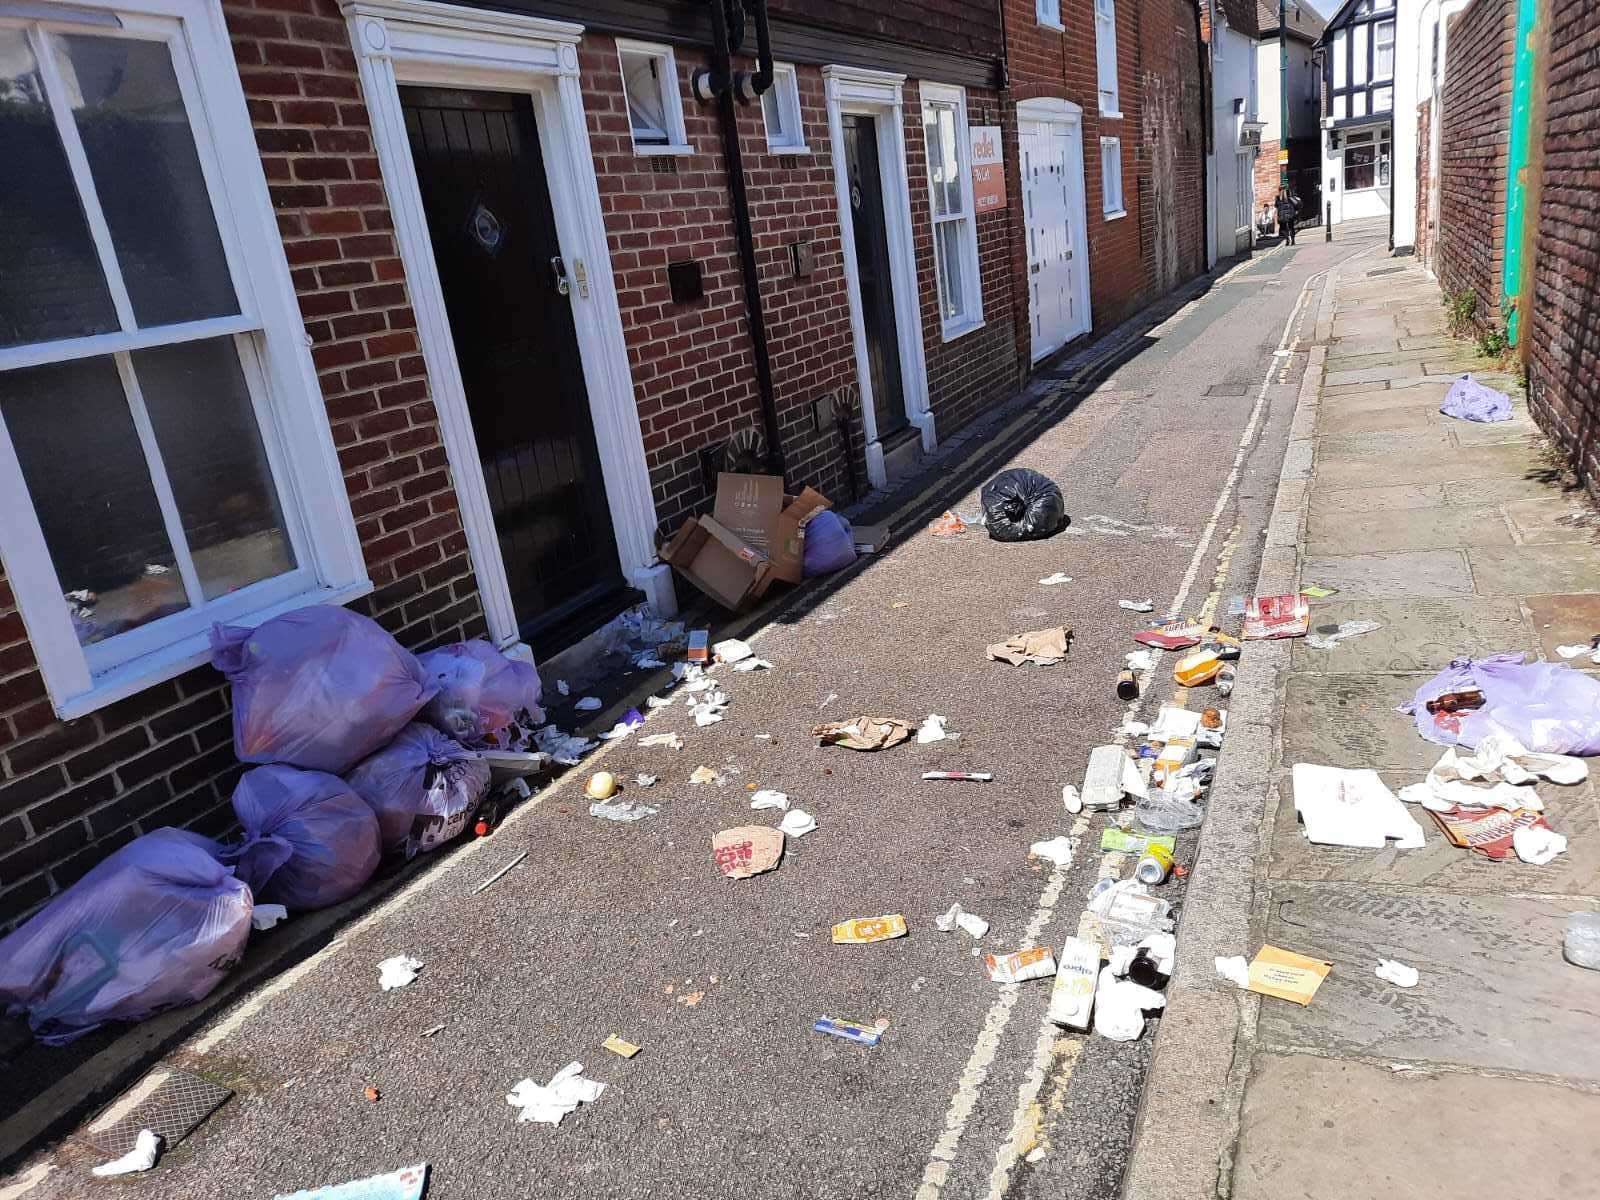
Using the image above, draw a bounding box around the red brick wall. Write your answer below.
[1437,0,1514,331]
[1001,0,1205,365]
[768,0,1004,60]
[1526,0,1600,499]
[0,0,485,930]
[1253,137,1280,218]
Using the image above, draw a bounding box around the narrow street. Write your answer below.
[13,227,1384,1200]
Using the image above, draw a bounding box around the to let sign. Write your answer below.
[970,125,1006,213]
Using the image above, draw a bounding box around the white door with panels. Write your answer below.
[1022,117,1091,362]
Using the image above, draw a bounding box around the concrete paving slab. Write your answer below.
[1325,347,1456,373]
[1290,596,1532,672]
[1256,883,1600,1078]
[1397,334,1459,351]
[1268,769,1600,895]
[1526,593,1600,668]
[1502,497,1600,544]
[1321,386,1449,415]
[1315,429,1455,461]
[1324,362,1426,387]
[1444,473,1575,504]
[1330,317,1401,338]
[1468,543,1600,596]
[1281,673,1441,770]
[1299,550,1474,599]
[1327,335,1400,357]
[1447,417,1540,447]
[1318,402,1438,435]
[1307,483,1449,516]
[1315,443,1545,490]
[1305,505,1513,554]
[1233,1055,1600,1200]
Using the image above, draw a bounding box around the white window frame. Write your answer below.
[1095,0,1121,117]
[0,0,369,720]
[1100,136,1126,218]
[920,81,985,341]
[616,38,690,155]
[1037,0,1064,31]
[1373,18,1396,80]
[760,61,809,153]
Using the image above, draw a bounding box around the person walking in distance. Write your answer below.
[1275,189,1299,245]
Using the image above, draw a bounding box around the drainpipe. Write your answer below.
[1499,0,1540,345]
[1278,0,1288,197]
[694,0,785,472]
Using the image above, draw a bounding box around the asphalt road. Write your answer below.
[13,226,1383,1200]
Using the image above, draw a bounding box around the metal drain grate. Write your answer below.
[83,1067,232,1156]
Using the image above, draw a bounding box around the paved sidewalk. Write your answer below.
[1125,252,1600,1198]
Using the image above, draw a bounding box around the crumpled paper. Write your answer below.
[750,789,789,810]
[780,809,817,838]
[986,627,1071,666]
[93,1129,161,1177]
[506,1062,605,1125]
[1305,619,1382,651]
[1291,764,1425,849]
[1375,959,1419,988]
[1397,733,1586,813]
[812,716,913,751]
[935,902,990,938]
[378,955,423,992]
[1093,966,1166,1041]
[713,825,784,879]
[1513,824,1568,865]
[590,800,657,823]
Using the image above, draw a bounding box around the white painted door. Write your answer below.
[1023,119,1089,361]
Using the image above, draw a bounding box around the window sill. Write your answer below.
[1099,109,1124,120]
[1038,18,1065,31]
[634,142,694,156]
[52,578,373,721]
[1103,208,1128,221]
[766,142,812,155]
[940,316,987,343]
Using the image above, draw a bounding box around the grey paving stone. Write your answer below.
[1318,402,1439,436]
[1501,498,1600,544]
[1305,505,1513,555]
[1290,596,1532,672]
[1307,482,1449,516]
[1444,473,1576,504]
[1233,1055,1600,1200]
[1468,543,1600,596]
[1281,672,1441,770]
[1315,443,1545,490]
[1256,883,1600,1079]
[1316,429,1455,461]
[1525,593,1600,668]
[1324,362,1426,387]
[1300,550,1474,599]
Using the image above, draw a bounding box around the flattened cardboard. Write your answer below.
[1247,945,1332,1006]
[771,486,832,583]
[660,516,773,611]
[714,473,785,554]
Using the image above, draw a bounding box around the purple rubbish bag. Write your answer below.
[1439,374,1512,423]
[0,828,251,1045]
[210,606,436,774]
[346,723,491,857]
[417,640,544,746]
[802,510,857,577]
[1399,652,1600,755]
[226,765,380,910]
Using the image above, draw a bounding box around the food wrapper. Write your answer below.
[712,825,784,879]
[832,914,908,943]
[1242,594,1310,640]
[984,946,1058,983]
[813,1017,883,1045]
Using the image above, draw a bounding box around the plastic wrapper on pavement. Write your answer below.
[0,828,252,1045]
[1439,374,1512,423]
[417,640,544,747]
[1400,653,1600,756]
[801,510,857,577]
[346,723,492,857]
[979,468,1067,542]
[210,606,437,774]
[226,764,381,910]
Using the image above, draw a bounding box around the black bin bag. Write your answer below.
[980,468,1067,542]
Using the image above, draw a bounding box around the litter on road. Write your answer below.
[1556,640,1600,664]
[1029,836,1077,866]
[575,696,602,712]
[832,915,908,943]
[750,789,789,810]
[585,771,619,801]
[1563,913,1600,970]
[635,774,659,788]
[1039,572,1073,586]
[1047,937,1101,1030]
[690,766,725,785]
[1247,945,1332,1006]
[780,809,817,838]
[1133,616,1208,650]
[1215,955,1250,989]
[929,511,968,537]
[917,714,955,743]
[1081,744,1148,810]
[1513,823,1568,864]
[1439,373,1512,423]
[1119,599,1155,613]
[1092,967,1167,1041]
[1305,619,1382,650]
[935,903,990,938]
[733,657,772,672]
[639,732,685,750]
[590,800,658,823]
[813,716,914,751]
[1291,764,1426,849]
[985,947,1057,983]
[1427,804,1553,860]
[471,850,528,896]
[713,638,755,664]
[1101,829,1177,855]
[603,1035,641,1058]
[1301,584,1339,599]
[506,1063,605,1125]
[1061,784,1082,813]
[1125,649,1156,672]
[1375,959,1420,988]
[923,771,993,782]
[986,626,1071,666]
[273,1164,429,1200]
[252,904,288,932]
[421,1024,446,1038]
[713,826,785,879]
[981,468,1067,541]
[1397,733,1585,812]
[92,1129,161,1177]
[377,955,423,992]
[1400,652,1600,755]
[1242,594,1310,640]
[814,1017,883,1046]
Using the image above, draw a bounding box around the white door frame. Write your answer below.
[342,0,676,659]
[1017,97,1092,362]
[821,65,934,489]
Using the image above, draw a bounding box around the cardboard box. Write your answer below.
[714,473,831,585]
[660,515,773,611]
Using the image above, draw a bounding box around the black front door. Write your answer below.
[400,85,625,646]
[841,114,908,440]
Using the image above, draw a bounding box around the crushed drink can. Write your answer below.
[1135,844,1175,885]
[813,1017,882,1045]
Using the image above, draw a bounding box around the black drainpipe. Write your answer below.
[696,0,785,474]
